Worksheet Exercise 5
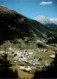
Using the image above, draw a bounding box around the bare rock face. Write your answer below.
[0,6,10,13]
[0,5,8,11]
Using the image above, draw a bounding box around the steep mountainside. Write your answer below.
[34,16,57,32]
[0,6,57,45]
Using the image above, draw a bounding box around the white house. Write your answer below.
[49,55,55,58]
[19,66,31,71]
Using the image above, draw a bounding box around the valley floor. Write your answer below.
[0,43,57,79]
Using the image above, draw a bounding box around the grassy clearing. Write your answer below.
[30,67,43,74]
[7,54,14,58]
[10,65,33,79]
[33,48,56,64]
[33,51,55,59]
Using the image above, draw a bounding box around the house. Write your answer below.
[19,66,25,70]
[49,55,55,58]
[19,66,31,71]
[28,52,33,55]
[9,47,12,50]
[28,60,33,64]
[0,51,5,54]
[24,66,31,71]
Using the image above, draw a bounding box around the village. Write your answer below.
[0,46,56,72]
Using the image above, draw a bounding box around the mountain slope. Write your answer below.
[0,6,57,45]
[34,16,57,32]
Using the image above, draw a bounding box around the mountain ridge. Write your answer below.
[34,16,57,25]
[34,16,57,31]
[0,6,57,45]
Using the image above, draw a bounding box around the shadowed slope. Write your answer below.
[0,6,57,45]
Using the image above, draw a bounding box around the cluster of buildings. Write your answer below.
[19,66,31,71]
[36,48,48,52]
[12,50,41,65]
[0,47,55,71]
